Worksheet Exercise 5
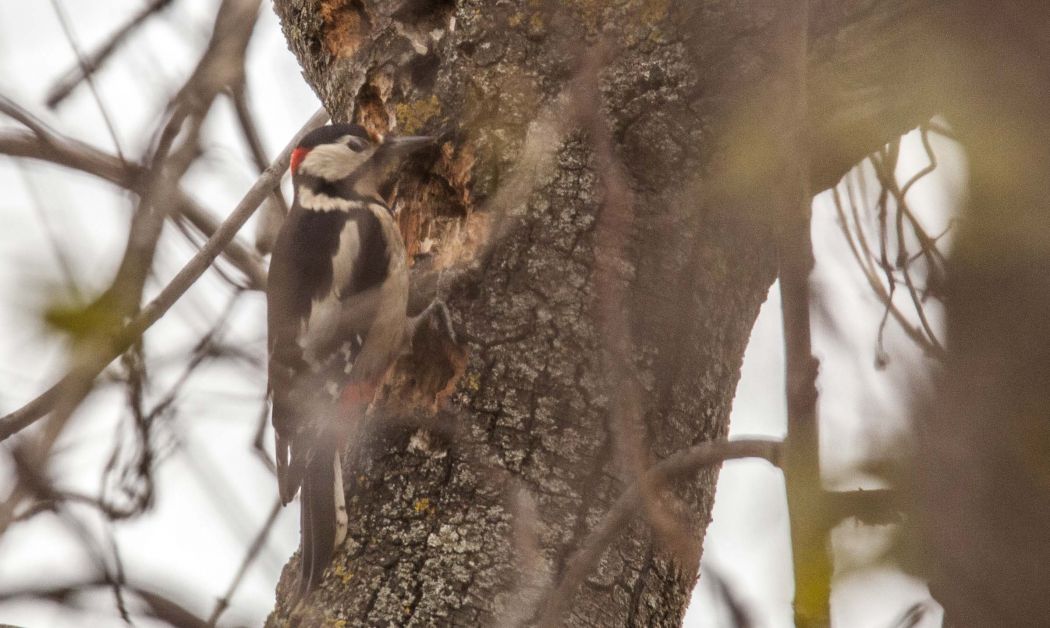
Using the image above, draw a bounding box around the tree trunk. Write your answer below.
[265,1,939,625]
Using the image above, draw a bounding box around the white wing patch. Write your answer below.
[298,218,362,361]
[330,218,362,298]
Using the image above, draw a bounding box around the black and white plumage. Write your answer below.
[267,123,430,594]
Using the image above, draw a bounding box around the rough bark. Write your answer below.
[264,1,943,625]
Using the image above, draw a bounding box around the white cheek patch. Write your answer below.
[299,143,370,180]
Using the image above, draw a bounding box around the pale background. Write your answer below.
[0,2,961,625]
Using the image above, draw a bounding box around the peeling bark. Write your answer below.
[266,1,942,625]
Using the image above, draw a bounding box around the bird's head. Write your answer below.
[290,123,433,208]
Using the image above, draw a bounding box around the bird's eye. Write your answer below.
[346,137,369,152]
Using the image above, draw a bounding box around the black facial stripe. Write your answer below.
[298,174,354,200]
[297,173,386,207]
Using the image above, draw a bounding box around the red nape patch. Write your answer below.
[290,147,309,174]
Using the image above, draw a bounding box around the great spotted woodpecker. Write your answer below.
[267,123,431,594]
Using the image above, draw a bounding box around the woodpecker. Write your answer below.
[267,123,431,594]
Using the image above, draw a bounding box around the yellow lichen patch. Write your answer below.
[413,497,436,515]
[640,0,669,27]
[395,95,441,135]
[464,371,481,392]
[319,0,370,59]
[331,563,354,585]
[528,13,544,36]
[568,0,604,31]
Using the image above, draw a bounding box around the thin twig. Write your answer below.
[229,82,291,254]
[16,163,82,296]
[867,146,946,353]
[0,108,327,444]
[46,0,174,109]
[0,100,267,287]
[8,448,132,622]
[251,401,277,474]
[0,95,61,139]
[0,579,209,628]
[831,185,944,360]
[206,498,282,626]
[49,0,127,164]
[701,562,755,628]
[573,44,700,572]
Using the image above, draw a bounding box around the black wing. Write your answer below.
[268,204,345,503]
[267,203,389,502]
[267,197,396,593]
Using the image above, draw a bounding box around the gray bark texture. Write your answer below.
[263,1,938,626]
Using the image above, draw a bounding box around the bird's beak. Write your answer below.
[379,135,435,159]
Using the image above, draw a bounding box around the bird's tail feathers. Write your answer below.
[299,443,343,595]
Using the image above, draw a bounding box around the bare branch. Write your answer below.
[0,579,209,628]
[830,182,946,360]
[206,498,281,627]
[251,401,276,473]
[0,102,267,288]
[148,0,261,175]
[49,0,127,163]
[229,82,291,255]
[0,108,327,443]
[46,0,174,109]
[0,95,60,139]
[701,563,756,628]
[867,143,946,353]
[768,3,835,625]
